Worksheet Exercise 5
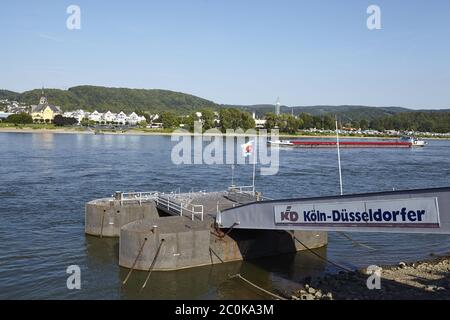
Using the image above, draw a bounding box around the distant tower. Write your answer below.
[275,97,281,116]
[39,87,48,105]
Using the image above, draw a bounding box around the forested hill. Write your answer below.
[0,90,20,101]
[0,86,219,113]
[1,86,449,123]
[231,104,412,121]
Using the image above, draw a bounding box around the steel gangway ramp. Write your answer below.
[217,187,450,234]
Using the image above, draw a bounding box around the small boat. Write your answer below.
[268,140,294,146]
[400,136,427,147]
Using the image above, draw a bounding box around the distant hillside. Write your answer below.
[0,90,19,101]
[1,87,449,123]
[0,86,219,113]
[293,105,410,119]
[231,104,412,121]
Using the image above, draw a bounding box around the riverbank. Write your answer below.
[0,127,173,136]
[290,255,450,300]
[1,126,449,139]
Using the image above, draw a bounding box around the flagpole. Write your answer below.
[336,118,343,196]
[252,143,256,195]
[231,165,235,187]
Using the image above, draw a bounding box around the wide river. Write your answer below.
[0,132,449,299]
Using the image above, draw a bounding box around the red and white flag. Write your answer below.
[241,140,254,157]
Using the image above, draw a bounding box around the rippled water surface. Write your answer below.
[0,132,449,299]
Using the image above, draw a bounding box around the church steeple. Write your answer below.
[39,87,48,105]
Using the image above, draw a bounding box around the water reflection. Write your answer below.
[32,132,54,150]
[118,249,328,300]
[85,232,327,299]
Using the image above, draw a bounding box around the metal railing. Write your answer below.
[228,185,274,201]
[259,195,274,201]
[156,194,204,221]
[228,185,254,193]
[116,191,159,206]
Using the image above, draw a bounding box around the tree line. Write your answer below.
[159,108,255,132]
[3,109,450,133]
[126,109,450,133]
[263,112,450,133]
[368,112,450,133]
[2,113,78,126]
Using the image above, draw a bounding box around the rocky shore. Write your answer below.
[291,255,450,300]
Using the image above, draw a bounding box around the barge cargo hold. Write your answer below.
[269,138,426,148]
[289,141,412,148]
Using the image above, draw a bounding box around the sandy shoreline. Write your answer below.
[290,255,450,300]
[0,127,448,139]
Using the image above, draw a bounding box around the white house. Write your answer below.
[102,111,116,122]
[88,110,102,122]
[127,112,146,125]
[115,111,128,124]
[61,109,149,126]
[253,112,267,129]
[63,109,86,123]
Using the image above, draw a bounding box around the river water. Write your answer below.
[0,132,449,299]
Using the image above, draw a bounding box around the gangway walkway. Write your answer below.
[156,193,205,221]
[155,188,260,222]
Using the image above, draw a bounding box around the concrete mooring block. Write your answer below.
[119,215,328,271]
[85,198,159,237]
[119,216,212,271]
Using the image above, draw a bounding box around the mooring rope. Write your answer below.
[209,247,224,264]
[99,211,105,239]
[337,232,377,251]
[293,236,353,273]
[229,274,287,300]
[218,222,239,239]
[122,237,148,285]
[140,239,165,291]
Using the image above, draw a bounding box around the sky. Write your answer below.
[1,0,450,109]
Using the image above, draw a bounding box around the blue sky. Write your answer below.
[1,0,450,108]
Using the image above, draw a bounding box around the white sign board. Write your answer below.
[274,197,440,229]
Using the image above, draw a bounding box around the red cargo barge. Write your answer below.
[291,140,411,148]
[269,137,426,148]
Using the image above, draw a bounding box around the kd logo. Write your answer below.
[281,207,299,222]
[366,265,382,290]
[66,5,81,30]
[66,265,81,290]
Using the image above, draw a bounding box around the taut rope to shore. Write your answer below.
[141,239,165,291]
[122,237,148,285]
[229,274,287,300]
